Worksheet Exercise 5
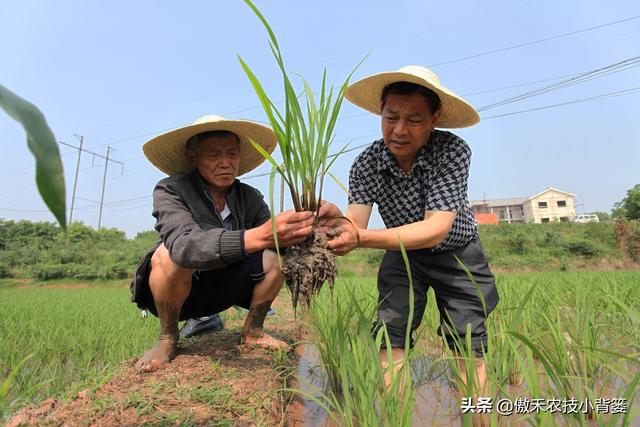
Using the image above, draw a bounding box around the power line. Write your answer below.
[482,86,640,120]
[462,72,580,97]
[3,55,640,217]
[85,62,635,168]
[60,138,126,224]
[63,16,640,153]
[58,140,125,168]
[428,15,640,68]
[477,55,640,111]
[244,61,640,181]
[0,203,96,214]
[4,84,638,216]
[3,39,636,184]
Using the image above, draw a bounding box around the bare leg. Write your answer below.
[135,244,193,372]
[379,348,407,392]
[241,250,289,350]
[456,357,488,395]
[456,355,490,427]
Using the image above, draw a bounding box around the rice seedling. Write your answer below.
[299,280,415,426]
[501,275,640,426]
[0,354,33,418]
[290,238,416,426]
[487,281,537,387]
[0,286,157,415]
[238,0,362,312]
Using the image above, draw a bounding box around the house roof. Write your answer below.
[528,187,576,200]
[470,197,528,207]
[470,187,576,207]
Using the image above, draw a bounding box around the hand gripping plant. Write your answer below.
[238,0,360,312]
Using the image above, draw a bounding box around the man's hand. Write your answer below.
[324,218,360,256]
[318,201,343,223]
[245,210,315,252]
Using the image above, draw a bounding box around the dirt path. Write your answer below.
[7,297,305,426]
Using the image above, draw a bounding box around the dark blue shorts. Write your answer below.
[130,247,265,321]
[373,238,499,356]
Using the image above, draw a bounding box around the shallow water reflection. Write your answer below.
[295,345,464,426]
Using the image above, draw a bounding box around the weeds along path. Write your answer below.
[3,285,301,426]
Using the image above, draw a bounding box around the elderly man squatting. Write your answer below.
[131,115,314,372]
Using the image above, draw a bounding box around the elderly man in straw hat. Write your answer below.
[131,115,314,372]
[320,66,499,393]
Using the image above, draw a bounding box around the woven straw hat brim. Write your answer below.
[345,67,480,128]
[143,116,276,176]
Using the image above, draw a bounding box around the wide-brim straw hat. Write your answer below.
[143,115,277,176]
[345,65,480,128]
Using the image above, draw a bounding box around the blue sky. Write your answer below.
[1,0,639,236]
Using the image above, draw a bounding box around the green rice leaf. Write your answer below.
[0,85,66,229]
[0,353,33,403]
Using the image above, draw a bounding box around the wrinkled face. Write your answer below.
[187,135,240,193]
[381,92,441,169]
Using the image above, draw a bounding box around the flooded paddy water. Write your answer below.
[294,344,638,426]
[295,344,462,426]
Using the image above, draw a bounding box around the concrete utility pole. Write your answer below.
[97,146,111,229]
[69,135,84,223]
[58,139,124,228]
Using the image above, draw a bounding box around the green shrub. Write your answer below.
[100,262,131,280]
[564,240,602,257]
[541,231,565,247]
[0,262,9,278]
[505,232,532,255]
[579,222,617,246]
[65,264,99,280]
[56,247,88,264]
[29,264,65,280]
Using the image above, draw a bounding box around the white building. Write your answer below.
[471,187,577,224]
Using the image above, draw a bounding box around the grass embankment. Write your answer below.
[338,221,639,275]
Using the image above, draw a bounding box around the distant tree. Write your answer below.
[587,211,610,222]
[612,184,640,220]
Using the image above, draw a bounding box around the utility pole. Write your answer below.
[58,139,124,229]
[69,135,84,223]
[97,146,111,229]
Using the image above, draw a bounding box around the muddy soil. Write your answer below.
[283,229,336,312]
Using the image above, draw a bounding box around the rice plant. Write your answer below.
[238,0,363,311]
[291,238,416,426]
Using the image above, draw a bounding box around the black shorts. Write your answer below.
[373,238,499,356]
[130,246,265,321]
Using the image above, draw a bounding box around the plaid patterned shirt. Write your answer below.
[348,130,478,252]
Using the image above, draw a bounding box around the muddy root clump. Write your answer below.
[283,228,336,312]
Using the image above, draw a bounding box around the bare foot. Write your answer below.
[134,335,177,373]
[242,332,290,351]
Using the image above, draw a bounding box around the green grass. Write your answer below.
[0,286,157,416]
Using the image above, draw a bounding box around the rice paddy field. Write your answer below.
[1,270,639,426]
